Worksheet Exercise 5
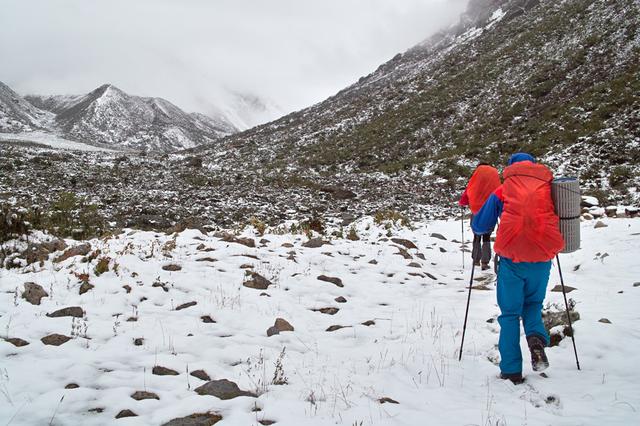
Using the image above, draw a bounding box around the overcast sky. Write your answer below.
[0,0,466,125]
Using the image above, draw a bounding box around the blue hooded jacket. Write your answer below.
[471,153,536,235]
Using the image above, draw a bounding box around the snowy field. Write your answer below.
[0,131,117,152]
[1,217,639,425]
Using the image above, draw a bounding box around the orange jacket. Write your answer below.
[463,165,501,214]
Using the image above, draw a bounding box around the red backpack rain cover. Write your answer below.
[467,165,501,214]
[494,161,565,263]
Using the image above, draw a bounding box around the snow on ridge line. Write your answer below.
[0,131,119,152]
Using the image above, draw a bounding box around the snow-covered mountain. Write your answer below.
[0,81,54,132]
[211,92,286,131]
[24,84,238,151]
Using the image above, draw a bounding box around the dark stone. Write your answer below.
[551,285,576,293]
[379,397,399,404]
[243,273,272,290]
[258,421,276,426]
[4,337,29,347]
[134,338,144,346]
[439,247,447,253]
[302,238,330,248]
[41,334,72,346]
[215,232,255,248]
[79,282,94,295]
[430,233,447,241]
[368,259,378,265]
[598,318,612,324]
[196,257,217,262]
[391,238,417,250]
[176,301,197,311]
[317,275,343,287]
[123,285,132,293]
[163,264,182,271]
[116,409,138,419]
[131,391,160,401]
[190,370,211,381]
[334,296,347,303]
[201,316,216,323]
[311,307,339,315]
[22,282,48,305]
[395,248,413,260]
[194,379,256,400]
[361,320,376,326]
[326,325,350,332]
[407,262,421,268]
[47,306,84,318]
[65,383,79,389]
[161,412,222,426]
[153,366,180,376]
[266,326,280,337]
[274,318,294,332]
[54,243,91,263]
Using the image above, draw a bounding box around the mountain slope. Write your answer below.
[0,81,53,132]
[25,84,238,151]
[196,0,640,204]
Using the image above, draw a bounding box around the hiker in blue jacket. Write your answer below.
[472,153,565,384]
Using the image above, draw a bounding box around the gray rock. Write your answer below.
[594,221,608,229]
[302,238,330,248]
[243,273,272,290]
[161,412,222,426]
[274,318,294,332]
[79,282,95,295]
[4,337,29,347]
[153,366,180,376]
[131,391,160,401]
[326,325,350,332]
[22,282,48,305]
[391,238,418,250]
[598,318,612,324]
[190,370,211,381]
[430,233,447,241]
[317,275,343,287]
[266,326,280,337]
[334,296,347,303]
[41,334,72,346]
[194,379,256,400]
[115,409,138,419]
[176,301,197,311]
[54,243,91,263]
[163,264,182,271]
[47,306,84,318]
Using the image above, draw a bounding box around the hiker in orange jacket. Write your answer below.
[473,153,565,384]
[459,163,501,270]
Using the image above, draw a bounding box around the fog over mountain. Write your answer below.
[0,0,466,128]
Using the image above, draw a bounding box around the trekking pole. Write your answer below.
[556,255,581,370]
[458,261,476,361]
[460,206,465,271]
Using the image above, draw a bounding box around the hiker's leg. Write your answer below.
[481,233,492,265]
[472,234,481,264]
[497,258,525,375]
[522,261,552,344]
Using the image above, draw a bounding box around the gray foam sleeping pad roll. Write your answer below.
[552,177,581,253]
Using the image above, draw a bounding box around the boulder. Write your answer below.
[131,391,160,401]
[54,243,91,263]
[153,366,180,376]
[317,275,343,287]
[163,264,182,271]
[243,273,272,290]
[194,379,256,400]
[22,282,48,305]
[302,238,330,248]
[162,412,222,426]
[274,318,294,332]
[41,334,72,346]
[190,370,211,381]
[79,282,95,295]
[115,410,138,419]
[47,307,84,318]
[391,238,418,250]
[176,301,197,311]
[4,337,29,347]
[430,233,447,241]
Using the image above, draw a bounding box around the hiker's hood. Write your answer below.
[508,153,536,165]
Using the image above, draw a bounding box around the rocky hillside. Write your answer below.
[23,84,238,151]
[0,81,53,132]
[196,0,639,204]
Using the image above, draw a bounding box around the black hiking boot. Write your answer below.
[473,260,481,267]
[500,372,524,385]
[481,262,491,271]
[527,335,549,372]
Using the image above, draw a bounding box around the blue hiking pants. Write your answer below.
[497,257,551,374]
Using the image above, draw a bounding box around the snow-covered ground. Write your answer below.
[0,131,117,152]
[1,217,639,425]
